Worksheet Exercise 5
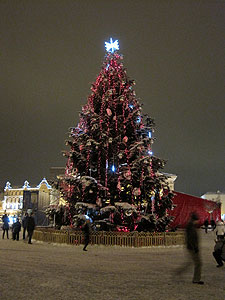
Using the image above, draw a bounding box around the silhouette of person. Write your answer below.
[27,212,35,244]
[22,213,28,240]
[12,218,21,241]
[2,212,10,239]
[213,237,225,267]
[211,219,216,231]
[204,219,209,233]
[175,213,204,285]
[82,219,91,251]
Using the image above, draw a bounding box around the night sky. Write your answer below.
[0,0,224,196]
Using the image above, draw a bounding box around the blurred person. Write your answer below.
[215,220,225,240]
[213,237,225,267]
[210,219,216,231]
[12,218,21,241]
[2,211,10,239]
[27,212,35,244]
[175,213,204,284]
[22,213,28,240]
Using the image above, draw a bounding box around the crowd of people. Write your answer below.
[1,211,36,244]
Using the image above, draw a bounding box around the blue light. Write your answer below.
[111,165,116,172]
[129,104,134,109]
[148,150,153,155]
[105,38,119,53]
[148,131,152,138]
[137,117,141,123]
[84,215,93,222]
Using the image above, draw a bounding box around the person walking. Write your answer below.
[213,237,225,267]
[210,219,216,231]
[2,212,10,239]
[22,213,28,240]
[27,213,35,244]
[12,218,21,241]
[82,219,91,251]
[186,213,204,284]
[215,220,225,240]
[175,213,204,285]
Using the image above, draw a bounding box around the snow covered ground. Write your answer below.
[0,229,224,300]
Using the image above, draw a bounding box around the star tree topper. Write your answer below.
[105,38,119,53]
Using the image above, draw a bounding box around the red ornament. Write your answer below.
[123,136,128,143]
[106,108,112,116]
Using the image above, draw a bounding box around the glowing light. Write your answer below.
[129,104,134,109]
[84,215,93,222]
[148,131,152,138]
[148,150,153,155]
[111,165,116,172]
[9,215,17,225]
[105,38,119,53]
[137,117,141,123]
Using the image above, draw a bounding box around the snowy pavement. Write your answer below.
[0,229,224,300]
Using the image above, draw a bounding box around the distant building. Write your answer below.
[49,167,65,182]
[2,178,52,225]
[163,173,177,191]
[201,191,225,221]
[0,189,4,216]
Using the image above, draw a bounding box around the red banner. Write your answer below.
[168,191,221,228]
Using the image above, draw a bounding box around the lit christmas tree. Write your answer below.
[57,39,173,232]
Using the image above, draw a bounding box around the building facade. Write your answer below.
[2,178,52,225]
[49,167,65,182]
[201,191,225,221]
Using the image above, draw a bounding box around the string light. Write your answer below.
[137,116,141,123]
[111,165,116,172]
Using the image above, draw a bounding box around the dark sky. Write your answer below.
[0,0,224,196]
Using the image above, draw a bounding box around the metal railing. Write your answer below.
[33,228,185,247]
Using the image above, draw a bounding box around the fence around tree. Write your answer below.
[33,228,185,247]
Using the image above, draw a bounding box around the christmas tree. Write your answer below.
[57,39,173,232]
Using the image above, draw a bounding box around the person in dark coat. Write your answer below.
[185,213,204,284]
[213,238,225,267]
[22,213,28,240]
[12,218,21,241]
[82,219,91,251]
[27,213,35,244]
[204,219,209,233]
[210,219,216,231]
[2,212,10,239]
[175,213,204,285]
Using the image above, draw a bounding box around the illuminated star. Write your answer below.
[105,38,119,53]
